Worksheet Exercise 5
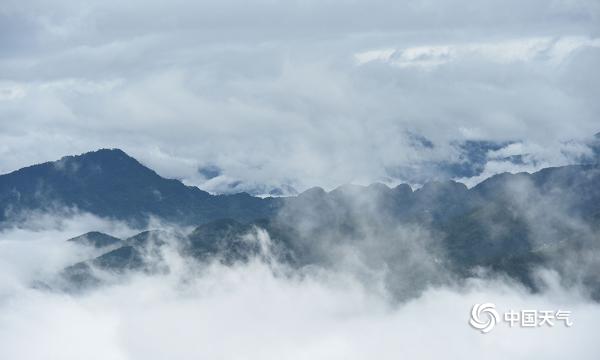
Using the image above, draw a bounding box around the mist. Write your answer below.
[1,207,599,360]
[2,0,599,356]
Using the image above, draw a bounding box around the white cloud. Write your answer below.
[0,0,599,191]
[1,234,599,359]
[354,36,600,68]
[0,82,26,101]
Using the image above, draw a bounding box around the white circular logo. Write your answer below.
[469,303,499,333]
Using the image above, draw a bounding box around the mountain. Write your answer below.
[68,231,122,248]
[60,220,278,289]
[4,149,600,297]
[0,149,280,227]
[4,148,597,231]
[273,165,600,294]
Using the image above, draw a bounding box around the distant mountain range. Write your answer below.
[3,149,600,298]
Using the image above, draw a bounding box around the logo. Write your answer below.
[469,303,573,333]
[469,303,500,333]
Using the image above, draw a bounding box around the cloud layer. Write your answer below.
[1,215,600,360]
[1,0,599,192]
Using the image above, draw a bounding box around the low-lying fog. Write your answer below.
[1,213,599,360]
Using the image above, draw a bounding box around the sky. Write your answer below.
[1,0,600,194]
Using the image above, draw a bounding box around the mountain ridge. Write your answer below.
[2,148,599,231]
[14,149,594,298]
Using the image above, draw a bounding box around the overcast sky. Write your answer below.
[1,0,599,193]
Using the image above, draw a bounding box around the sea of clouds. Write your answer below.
[1,212,599,360]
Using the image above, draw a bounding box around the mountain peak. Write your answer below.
[67,231,122,248]
[56,148,141,167]
[0,149,277,226]
[57,148,131,162]
[83,148,128,156]
[47,148,160,182]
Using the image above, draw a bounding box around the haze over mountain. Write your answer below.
[2,148,598,227]
[3,0,600,358]
[4,149,597,299]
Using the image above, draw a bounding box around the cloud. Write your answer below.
[1,222,600,359]
[3,1,600,352]
[354,36,600,68]
[1,171,600,359]
[1,0,599,192]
